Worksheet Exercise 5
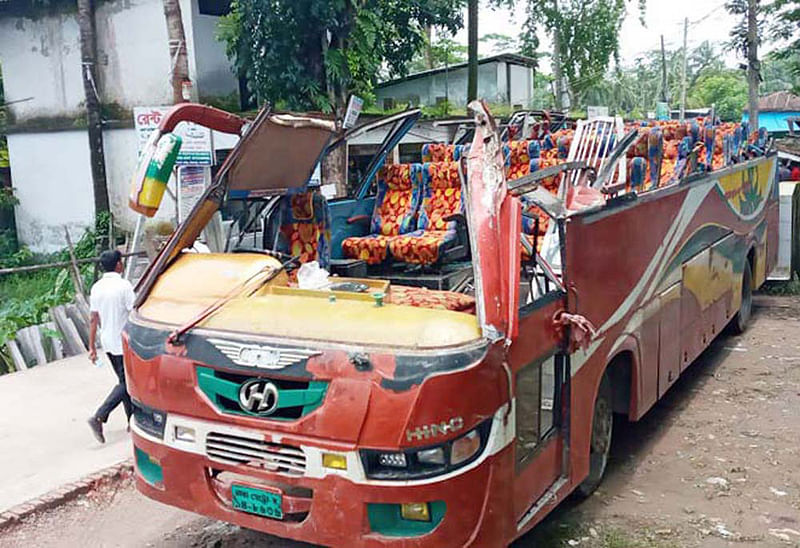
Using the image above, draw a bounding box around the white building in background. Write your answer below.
[0,0,239,252]
[374,53,537,110]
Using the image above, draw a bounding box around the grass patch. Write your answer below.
[759,278,800,296]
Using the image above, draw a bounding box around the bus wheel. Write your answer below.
[731,259,753,335]
[575,374,612,499]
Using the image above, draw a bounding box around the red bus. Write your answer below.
[124,101,777,546]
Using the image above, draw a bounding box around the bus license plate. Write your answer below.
[231,484,283,520]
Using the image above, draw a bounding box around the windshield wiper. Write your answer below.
[166,253,299,345]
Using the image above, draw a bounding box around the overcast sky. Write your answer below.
[449,0,756,73]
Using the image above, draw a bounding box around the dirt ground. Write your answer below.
[1,296,798,548]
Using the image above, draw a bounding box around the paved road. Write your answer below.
[0,354,130,513]
[1,297,798,547]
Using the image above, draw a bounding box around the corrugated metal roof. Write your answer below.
[758,91,800,112]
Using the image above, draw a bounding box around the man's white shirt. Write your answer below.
[89,272,135,355]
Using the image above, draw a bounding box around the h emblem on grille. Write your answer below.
[238,379,280,416]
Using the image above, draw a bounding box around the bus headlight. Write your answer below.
[360,419,491,480]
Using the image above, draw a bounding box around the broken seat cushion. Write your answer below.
[388,161,463,265]
[341,163,422,265]
[390,285,475,314]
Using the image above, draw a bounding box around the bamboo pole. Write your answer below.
[0,251,145,277]
[64,227,86,296]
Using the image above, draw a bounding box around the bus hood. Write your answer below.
[136,253,481,350]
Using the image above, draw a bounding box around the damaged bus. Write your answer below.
[124,101,777,546]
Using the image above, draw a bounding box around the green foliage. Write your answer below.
[199,92,243,114]
[0,215,106,373]
[0,187,17,211]
[522,0,643,103]
[726,0,800,81]
[407,35,467,73]
[761,52,800,94]
[0,268,74,373]
[569,38,794,120]
[689,69,748,122]
[219,0,464,113]
[480,33,519,55]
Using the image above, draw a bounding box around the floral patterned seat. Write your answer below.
[389,285,475,314]
[341,163,423,265]
[421,143,465,163]
[505,140,536,181]
[268,189,331,269]
[388,161,466,265]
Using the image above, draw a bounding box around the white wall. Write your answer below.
[375,61,524,108]
[0,14,85,120]
[1,0,239,251]
[95,0,174,108]
[188,0,239,98]
[7,131,94,252]
[0,0,237,122]
[509,64,532,107]
[8,127,185,252]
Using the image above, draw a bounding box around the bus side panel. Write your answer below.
[658,284,681,397]
[680,232,739,369]
[637,298,660,410]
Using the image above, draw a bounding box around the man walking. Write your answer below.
[87,250,135,443]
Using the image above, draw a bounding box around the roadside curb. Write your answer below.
[0,459,133,531]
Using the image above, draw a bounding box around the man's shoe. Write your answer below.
[88,417,105,444]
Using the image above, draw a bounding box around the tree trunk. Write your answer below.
[424,25,434,70]
[552,24,565,110]
[746,0,759,132]
[162,0,191,103]
[77,0,110,249]
[467,0,478,105]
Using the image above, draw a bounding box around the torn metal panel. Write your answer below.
[227,109,337,194]
[465,100,510,339]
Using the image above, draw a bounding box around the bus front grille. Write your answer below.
[205,431,306,477]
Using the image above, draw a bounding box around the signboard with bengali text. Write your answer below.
[134,106,214,166]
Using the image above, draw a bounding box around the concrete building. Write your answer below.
[0,0,238,251]
[375,53,536,111]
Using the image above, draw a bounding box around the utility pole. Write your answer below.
[467,0,478,106]
[660,35,668,103]
[77,0,110,249]
[680,18,688,121]
[746,0,760,133]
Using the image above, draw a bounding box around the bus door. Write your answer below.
[508,279,569,526]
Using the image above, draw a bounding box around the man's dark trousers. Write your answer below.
[95,354,132,422]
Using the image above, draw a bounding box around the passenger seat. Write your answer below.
[388,161,467,265]
[264,188,331,269]
[341,163,423,265]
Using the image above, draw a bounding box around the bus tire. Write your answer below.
[574,374,613,499]
[731,259,752,335]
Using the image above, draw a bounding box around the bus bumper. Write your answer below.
[130,429,510,547]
